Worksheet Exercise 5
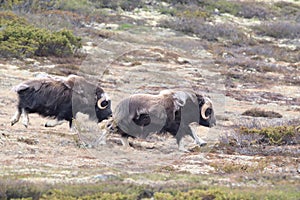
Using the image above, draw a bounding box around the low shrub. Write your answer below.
[56,0,92,14]
[154,187,300,200]
[235,45,300,63]
[0,0,56,12]
[239,125,298,145]
[237,2,271,19]
[242,108,282,118]
[273,1,300,21]
[197,0,273,19]
[0,11,82,58]
[88,0,145,11]
[253,21,300,39]
[160,17,251,45]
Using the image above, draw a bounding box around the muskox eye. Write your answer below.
[101,100,108,108]
[205,108,212,117]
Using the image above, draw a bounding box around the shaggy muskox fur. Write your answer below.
[11,74,112,128]
[113,89,216,151]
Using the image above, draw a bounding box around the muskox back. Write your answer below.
[11,75,112,128]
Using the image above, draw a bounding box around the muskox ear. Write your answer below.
[196,94,205,106]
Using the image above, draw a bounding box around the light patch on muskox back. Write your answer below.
[159,90,173,96]
[173,91,197,107]
[204,97,213,104]
[12,83,28,92]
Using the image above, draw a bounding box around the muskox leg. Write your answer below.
[175,126,190,152]
[177,139,189,152]
[190,127,207,147]
[120,136,130,147]
[10,109,21,126]
[45,119,65,127]
[21,108,29,128]
[176,126,207,152]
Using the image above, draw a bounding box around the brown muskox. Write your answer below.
[112,89,216,151]
[11,74,112,128]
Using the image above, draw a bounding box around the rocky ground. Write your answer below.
[0,1,300,199]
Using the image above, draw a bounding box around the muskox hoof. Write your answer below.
[22,121,28,128]
[11,121,17,126]
[199,142,207,147]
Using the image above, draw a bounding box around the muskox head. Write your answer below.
[94,87,112,122]
[70,75,112,123]
[197,94,216,128]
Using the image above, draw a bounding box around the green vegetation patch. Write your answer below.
[239,125,298,145]
[0,11,82,58]
[1,177,300,200]
[154,187,300,200]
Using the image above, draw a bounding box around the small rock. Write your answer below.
[177,57,190,64]
[94,174,118,181]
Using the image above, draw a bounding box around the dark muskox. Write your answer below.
[112,89,216,151]
[10,74,112,128]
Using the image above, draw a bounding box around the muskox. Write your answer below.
[10,74,112,128]
[112,89,216,151]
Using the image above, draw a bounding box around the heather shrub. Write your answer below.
[160,17,251,45]
[0,0,56,12]
[88,0,145,11]
[253,21,300,39]
[56,0,92,14]
[273,1,300,21]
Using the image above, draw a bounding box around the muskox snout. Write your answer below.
[209,120,216,127]
[199,115,216,128]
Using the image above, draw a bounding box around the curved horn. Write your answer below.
[97,96,108,109]
[201,101,211,120]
